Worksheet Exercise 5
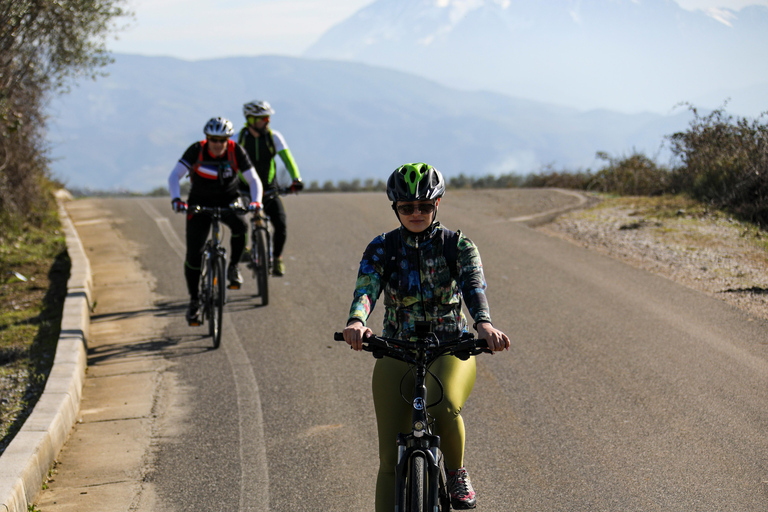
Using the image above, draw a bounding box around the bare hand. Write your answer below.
[343,321,372,351]
[476,322,510,352]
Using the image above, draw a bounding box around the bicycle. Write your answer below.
[243,187,290,306]
[180,202,247,349]
[335,321,491,511]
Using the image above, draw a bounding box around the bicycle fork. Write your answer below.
[395,441,443,512]
[394,363,445,511]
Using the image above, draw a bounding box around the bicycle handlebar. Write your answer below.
[262,187,296,200]
[180,203,249,215]
[333,331,492,363]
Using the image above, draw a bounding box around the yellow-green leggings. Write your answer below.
[372,354,476,512]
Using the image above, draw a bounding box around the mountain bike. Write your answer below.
[244,188,290,306]
[182,203,246,349]
[335,322,491,511]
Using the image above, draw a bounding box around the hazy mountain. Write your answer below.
[45,53,692,192]
[304,0,768,116]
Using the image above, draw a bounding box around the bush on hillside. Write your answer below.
[667,105,768,227]
[0,0,129,235]
[521,166,594,190]
[0,84,54,232]
[589,151,672,196]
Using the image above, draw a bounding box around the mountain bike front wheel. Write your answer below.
[254,228,269,306]
[198,253,210,329]
[249,227,260,292]
[408,453,427,512]
[210,255,225,348]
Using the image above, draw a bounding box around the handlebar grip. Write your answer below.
[334,332,345,342]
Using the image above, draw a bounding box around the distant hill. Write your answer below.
[305,0,768,116]
[45,53,692,192]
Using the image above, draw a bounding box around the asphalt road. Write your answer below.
[41,190,768,511]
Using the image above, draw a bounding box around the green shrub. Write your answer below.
[521,166,594,190]
[589,151,672,196]
[667,105,768,227]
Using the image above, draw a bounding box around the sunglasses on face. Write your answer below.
[396,202,436,215]
[248,116,269,125]
[208,137,228,143]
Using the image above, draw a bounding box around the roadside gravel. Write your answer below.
[538,194,768,321]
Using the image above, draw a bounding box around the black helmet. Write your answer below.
[386,163,446,202]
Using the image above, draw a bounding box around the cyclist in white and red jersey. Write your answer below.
[168,117,263,325]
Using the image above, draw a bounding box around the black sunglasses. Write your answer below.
[208,137,229,143]
[396,203,436,215]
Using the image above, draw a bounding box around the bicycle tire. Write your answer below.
[255,228,269,306]
[199,252,211,328]
[210,256,225,348]
[249,226,260,287]
[206,254,216,338]
[408,453,427,512]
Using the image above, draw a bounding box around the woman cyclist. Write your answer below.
[342,163,510,511]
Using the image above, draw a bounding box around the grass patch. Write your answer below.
[0,215,70,454]
[576,194,768,261]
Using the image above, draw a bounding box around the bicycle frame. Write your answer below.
[184,203,245,347]
[247,187,289,272]
[250,211,273,272]
[242,188,292,305]
[335,324,490,511]
[394,344,446,512]
[201,216,227,296]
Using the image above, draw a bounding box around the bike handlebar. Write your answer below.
[180,203,249,215]
[262,187,295,200]
[333,331,492,363]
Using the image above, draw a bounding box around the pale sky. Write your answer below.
[107,0,768,60]
[108,0,374,59]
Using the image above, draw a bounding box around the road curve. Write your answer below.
[16,189,768,511]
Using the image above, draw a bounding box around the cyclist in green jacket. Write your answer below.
[237,100,303,276]
[343,163,510,511]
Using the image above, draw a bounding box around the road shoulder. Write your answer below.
[34,199,169,512]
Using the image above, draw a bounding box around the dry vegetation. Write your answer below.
[540,194,768,321]
[0,220,68,453]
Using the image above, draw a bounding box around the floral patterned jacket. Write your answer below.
[347,222,492,341]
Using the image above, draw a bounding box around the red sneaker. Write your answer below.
[447,467,477,509]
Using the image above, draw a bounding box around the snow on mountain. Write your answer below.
[304,0,768,116]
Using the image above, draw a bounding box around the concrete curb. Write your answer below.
[0,195,91,512]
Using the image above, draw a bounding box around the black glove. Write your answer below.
[289,179,304,193]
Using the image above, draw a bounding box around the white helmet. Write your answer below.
[203,117,234,137]
[243,100,275,118]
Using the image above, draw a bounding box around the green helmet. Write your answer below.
[386,163,445,202]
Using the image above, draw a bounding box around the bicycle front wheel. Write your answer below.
[210,255,225,348]
[408,453,427,512]
[198,253,210,328]
[255,228,269,306]
[249,226,260,284]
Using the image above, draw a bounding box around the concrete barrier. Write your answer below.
[0,196,91,512]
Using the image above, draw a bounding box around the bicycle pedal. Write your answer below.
[188,320,201,326]
[228,283,241,290]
